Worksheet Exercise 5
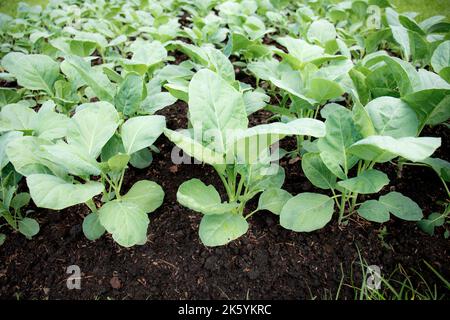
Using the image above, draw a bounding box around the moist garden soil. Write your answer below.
[0,98,448,300]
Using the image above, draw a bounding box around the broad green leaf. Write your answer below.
[301,152,336,189]
[357,200,390,223]
[0,88,22,107]
[306,78,344,103]
[318,107,359,176]
[431,41,450,73]
[121,115,165,155]
[140,92,177,115]
[365,96,418,138]
[199,213,248,247]
[0,234,5,245]
[43,141,101,176]
[338,169,389,194]
[27,174,104,210]
[307,19,337,44]
[164,128,225,165]
[0,103,36,132]
[68,102,120,158]
[276,37,324,64]
[188,69,248,151]
[378,192,423,221]
[35,101,72,140]
[177,179,236,215]
[381,56,421,96]
[0,131,22,170]
[65,55,114,102]
[226,119,325,163]
[98,200,149,247]
[107,153,130,172]
[204,46,235,83]
[115,72,143,116]
[417,212,446,236]
[122,180,164,213]
[6,136,65,176]
[257,188,292,215]
[82,212,105,241]
[280,193,334,232]
[130,148,153,169]
[18,218,39,239]
[1,52,59,95]
[349,136,441,162]
[352,101,376,138]
[243,90,269,115]
[10,192,30,211]
[403,90,450,127]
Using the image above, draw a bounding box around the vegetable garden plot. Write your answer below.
[0,0,448,300]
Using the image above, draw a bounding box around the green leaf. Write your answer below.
[357,200,390,223]
[188,69,248,151]
[115,72,143,116]
[82,212,105,241]
[318,107,359,176]
[0,88,22,107]
[307,19,337,44]
[6,136,65,176]
[0,131,22,171]
[417,212,445,236]
[0,234,5,245]
[129,148,153,169]
[338,169,389,194]
[68,102,120,158]
[403,89,450,127]
[122,180,164,213]
[140,92,177,115]
[204,46,235,83]
[0,103,36,132]
[301,152,336,190]
[126,40,167,69]
[227,119,325,163]
[257,188,292,215]
[43,141,101,176]
[18,218,39,239]
[121,115,165,155]
[379,192,423,221]
[366,96,418,138]
[107,153,130,172]
[10,192,30,211]
[431,40,450,74]
[164,128,225,165]
[280,193,334,232]
[177,179,237,215]
[306,78,344,103]
[27,174,104,210]
[65,55,114,102]
[98,200,149,247]
[352,101,376,138]
[199,213,249,247]
[1,52,59,95]
[349,136,441,162]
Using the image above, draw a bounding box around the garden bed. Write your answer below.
[0,0,449,301]
[0,103,448,299]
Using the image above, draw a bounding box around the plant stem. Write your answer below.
[85,199,97,213]
[338,191,347,224]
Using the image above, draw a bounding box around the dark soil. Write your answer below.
[0,98,449,299]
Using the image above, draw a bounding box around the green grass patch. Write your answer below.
[0,0,48,16]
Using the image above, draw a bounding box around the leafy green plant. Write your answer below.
[0,163,38,244]
[4,100,165,247]
[165,68,325,246]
